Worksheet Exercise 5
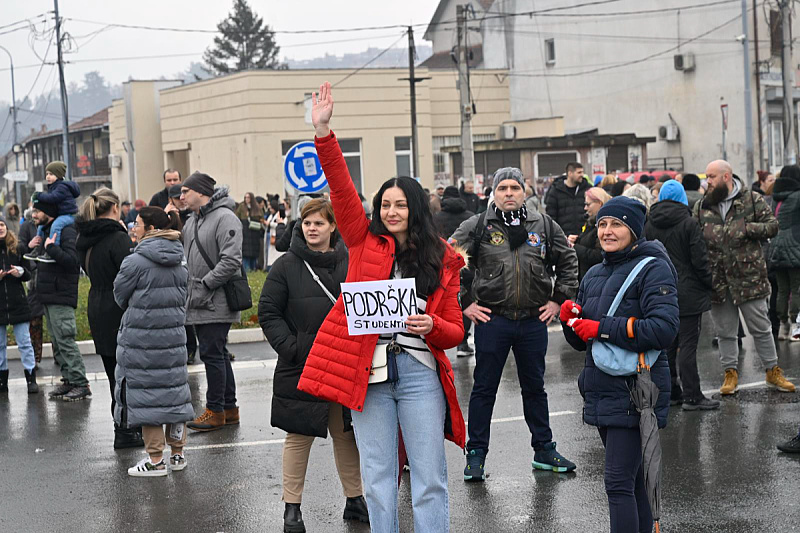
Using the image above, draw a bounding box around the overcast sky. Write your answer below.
[0,0,439,104]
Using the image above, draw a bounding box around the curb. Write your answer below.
[6,327,266,360]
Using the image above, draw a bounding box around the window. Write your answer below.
[535,151,580,178]
[770,10,782,58]
[545,38,556,65]
[395,136,412,177]
[434,153,447,174]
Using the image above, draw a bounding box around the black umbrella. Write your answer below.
[630,352,663,533]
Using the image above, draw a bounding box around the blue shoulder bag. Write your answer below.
[590,256,661,376]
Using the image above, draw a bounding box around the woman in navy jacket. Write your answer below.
[561,196,679,533]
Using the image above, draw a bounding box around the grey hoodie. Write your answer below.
[182,186,244,325]
[718,176,742,222]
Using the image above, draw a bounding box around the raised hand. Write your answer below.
[311,81,334,137]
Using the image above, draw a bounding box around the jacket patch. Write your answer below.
[526,232,541,247]
[490,231,505,246]
[229,229,236,237]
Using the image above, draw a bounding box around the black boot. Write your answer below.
[114,424,145,449]
[343,495,369,523]
[24,368,39,394]
[283,503,305,533]
[0,369,8,393]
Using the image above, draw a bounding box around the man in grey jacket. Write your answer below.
[180,173,244,432]
[450,167,579,481]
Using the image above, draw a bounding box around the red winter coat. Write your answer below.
[297,132,467,448]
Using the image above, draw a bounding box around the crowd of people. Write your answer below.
[0,81,799,533]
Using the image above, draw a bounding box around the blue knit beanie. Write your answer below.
[658,179,688,206]
[596,195,647,239]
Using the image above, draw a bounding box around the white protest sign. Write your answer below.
[340,278,418,336]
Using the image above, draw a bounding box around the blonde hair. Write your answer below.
[600,174,617,190]
[79,187,120,221]
[585,186,611,206]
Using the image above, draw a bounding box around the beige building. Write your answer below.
[109,68,516,202]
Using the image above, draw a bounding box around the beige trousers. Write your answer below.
[282,403,363,503]
[142,423,187,462]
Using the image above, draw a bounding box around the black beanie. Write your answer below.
[443,186,460,199]
[183,172,216,197]
[34,198,59,219]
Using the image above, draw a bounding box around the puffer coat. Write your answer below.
[113,231,193,428]
[0,240,32,325]
[563,239,679,429]
[259,223,350,437]
[767,176,800,269]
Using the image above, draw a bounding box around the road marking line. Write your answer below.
[701,380,767,396]
[182,410,578,451]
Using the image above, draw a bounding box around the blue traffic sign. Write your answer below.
[283,141,328,193]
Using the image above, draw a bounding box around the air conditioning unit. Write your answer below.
[108,154,122,168]
[501,124,516,140]
[658,124,680,142]
[674,52,695,72]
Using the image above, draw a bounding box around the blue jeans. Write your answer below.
[467,315,552,453]
[351,350,449,533]
[37,214,74,245]
[0,322,36,371]
[598,427,653,533]
[242,256,257,272]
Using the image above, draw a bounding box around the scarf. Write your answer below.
[493,203,529,250]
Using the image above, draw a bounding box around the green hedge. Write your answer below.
[7,270,267,345]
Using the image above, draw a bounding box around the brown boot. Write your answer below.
[766,366,796,392]
[187,408,225,432]
[720,368,739,395]
[223,406,240,425]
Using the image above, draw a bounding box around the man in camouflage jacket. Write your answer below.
[695,160,794,395]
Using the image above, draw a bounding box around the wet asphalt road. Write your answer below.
[1,317,799,533]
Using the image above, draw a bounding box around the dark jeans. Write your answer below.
[196,322,236,412]
[461,313,471,344]
[467,315,552,453]
[100,355,116,418]
[186,324,197,357]
[243,256,258,272]
[775,268,800,323]
[598,427,653,533]
[667,314,703,401]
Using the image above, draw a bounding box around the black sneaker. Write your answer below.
[48,380,72,399]
[23,249,41,261]
[682,396,721,411]
[533,441,576,473]
[777,434,800,453]
[36,251,56,263]
[284,503,305,533]
[456,341,474,358]
[343,495,369,523]
[464,448,486,481]
[62,385,91,402]
[670,386,684,406]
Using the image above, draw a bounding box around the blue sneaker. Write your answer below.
[532,442,576,473]
[464,448,486,481]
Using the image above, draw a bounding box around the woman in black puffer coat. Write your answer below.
[769,165,800,340]
[75,188,142,449]
[0,216,37,394]
[258,198,367,530]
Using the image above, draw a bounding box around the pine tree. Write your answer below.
[203,0,283,75]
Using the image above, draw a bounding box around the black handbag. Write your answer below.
[193,237,252,312]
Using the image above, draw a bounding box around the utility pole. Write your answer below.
[753,0,764,170]
[54,0,71,179]
[780,0,797,165]
[0,45,21,203]
[399,28,430,179]
[456,4,475,186]
[741,0,756,181]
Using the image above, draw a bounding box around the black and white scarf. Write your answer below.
[493,203,529,249]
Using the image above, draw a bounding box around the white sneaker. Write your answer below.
[169,454,187,472]
[128,457,168,477]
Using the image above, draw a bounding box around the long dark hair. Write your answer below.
[369,177,445,298]
[138,206,182,232]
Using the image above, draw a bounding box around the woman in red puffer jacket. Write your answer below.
[297,82,465,533]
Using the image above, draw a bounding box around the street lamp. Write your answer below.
[0,44,22,205]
